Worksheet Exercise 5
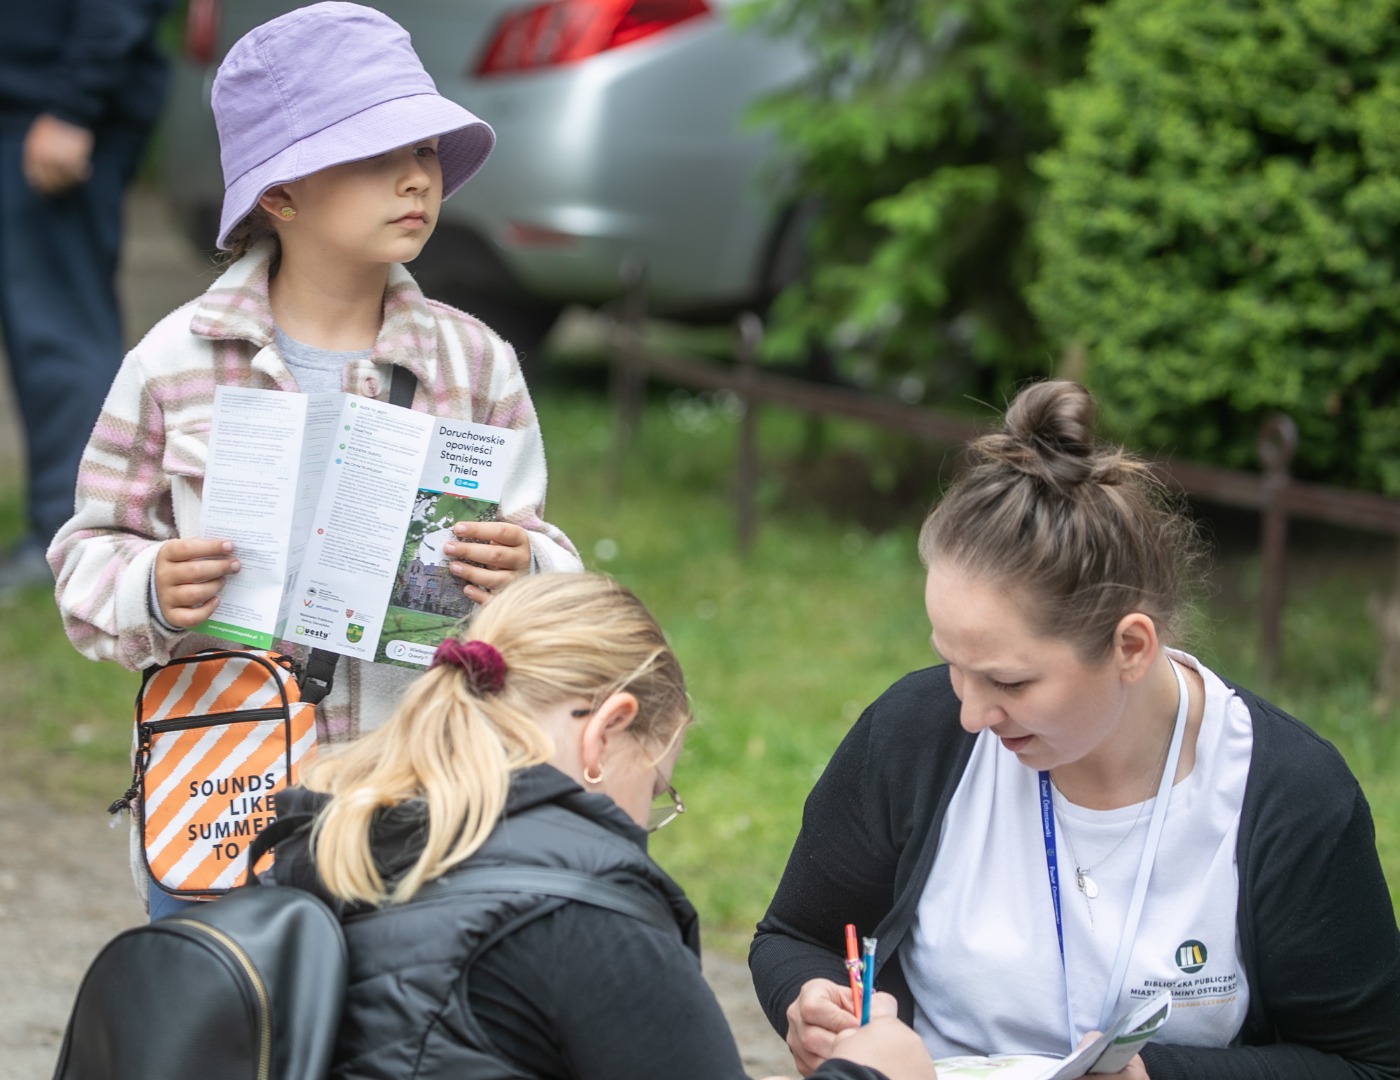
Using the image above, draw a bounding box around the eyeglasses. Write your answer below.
[647,774,685,833]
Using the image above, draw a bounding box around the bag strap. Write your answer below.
[243,812,315,886]
[249,814,678,941]
[389,364,417,408]
[298,367,418,706]
[299,649,339,705]
[420,865,680,937]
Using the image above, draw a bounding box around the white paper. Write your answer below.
[197,388,309,648]
[933,991,1173,1080]
[197,387,519,667]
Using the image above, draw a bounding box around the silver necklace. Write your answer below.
[1051,671,1181,924]
[1058,796,1150,902]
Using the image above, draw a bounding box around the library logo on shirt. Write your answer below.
[1175,940,1208,973]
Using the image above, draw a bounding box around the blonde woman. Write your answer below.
[271,572,934,1080]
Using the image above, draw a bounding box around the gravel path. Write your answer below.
[0,188,795,1080]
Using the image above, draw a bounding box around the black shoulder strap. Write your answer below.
[300,367,418,707]
[249,816,680,937]
[422,865,680,938]
[300,650,338,705]
[244,811,316,886]
[389,365,417,408]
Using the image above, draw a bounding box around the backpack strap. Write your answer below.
[243,820,679,935]
[243,812,316,886]
[420,865,680,938]
[297,368,417,707]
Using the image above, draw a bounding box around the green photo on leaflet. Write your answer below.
[375,490,497,669]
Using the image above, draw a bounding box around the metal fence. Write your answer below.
[606,297,1400,699]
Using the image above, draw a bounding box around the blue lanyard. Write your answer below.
[1038,769,1075,1044]
[1039,658,1190,1045]
[1039,770,1066,962]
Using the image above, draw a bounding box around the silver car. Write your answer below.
[159,0,811,356]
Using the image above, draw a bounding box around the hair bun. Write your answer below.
[974,380,1103,488]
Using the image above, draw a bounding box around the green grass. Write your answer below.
[3,380,1397,956]
[0,566,141,804]
[380,607,462,636]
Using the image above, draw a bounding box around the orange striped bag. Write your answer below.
[111,650,320,898]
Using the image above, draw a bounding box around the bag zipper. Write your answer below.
[168,918,273,1080]
[109,724,154,818]
[143,707,290,734]
[108,708,290,817]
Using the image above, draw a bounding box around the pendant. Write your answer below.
[1075,867,1099,899]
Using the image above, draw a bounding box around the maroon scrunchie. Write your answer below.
[431,638,507,696]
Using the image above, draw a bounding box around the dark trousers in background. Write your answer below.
[0,125,147,549]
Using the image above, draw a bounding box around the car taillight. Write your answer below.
[184,0,221,65]
[474,0,709,77]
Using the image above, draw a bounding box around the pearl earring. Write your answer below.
[279,206,296,220]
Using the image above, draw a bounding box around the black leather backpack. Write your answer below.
[52,816,677,1080]
[51,826,347,1080]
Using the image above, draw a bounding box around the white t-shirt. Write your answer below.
[903,651,1253,1058]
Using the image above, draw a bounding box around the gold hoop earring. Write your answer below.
[583,765,604,785]
[279,206,297,220]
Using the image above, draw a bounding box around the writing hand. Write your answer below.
[785,978,861,1076]
[829,993,936,1080]
[22,114,94,196]
[443,521,531,603]
[154,539,240,627]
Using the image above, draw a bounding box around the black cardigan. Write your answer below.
[749,665,1400,1080]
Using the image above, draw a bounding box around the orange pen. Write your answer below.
[843,923,862,1018]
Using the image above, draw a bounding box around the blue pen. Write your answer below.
[859,936,877,1025]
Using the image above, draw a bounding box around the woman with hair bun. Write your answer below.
[269,571,935,1080]
[750,380,1400,1079]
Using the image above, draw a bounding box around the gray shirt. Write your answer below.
[273,328,370,394]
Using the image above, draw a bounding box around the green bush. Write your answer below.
[746,0,1091,400]
[1032,0,1400,494]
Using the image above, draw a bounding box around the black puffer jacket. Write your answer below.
[276,765,887,1080]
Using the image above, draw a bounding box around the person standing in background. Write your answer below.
[0,0,173,593]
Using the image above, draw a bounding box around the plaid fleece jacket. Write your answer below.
[48,242,581,742]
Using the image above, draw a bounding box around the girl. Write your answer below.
[270,571,935,1080]
[47,2,581,914]
[750,380,1400,1078]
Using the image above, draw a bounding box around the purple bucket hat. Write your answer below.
[212,1,495,249]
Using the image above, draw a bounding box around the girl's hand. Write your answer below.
[785,978,862,1076]
[444,521,532,603]
[154,538,240,627]
[830,994,936,1080]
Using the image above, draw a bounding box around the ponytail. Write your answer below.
[302,573,689,904]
